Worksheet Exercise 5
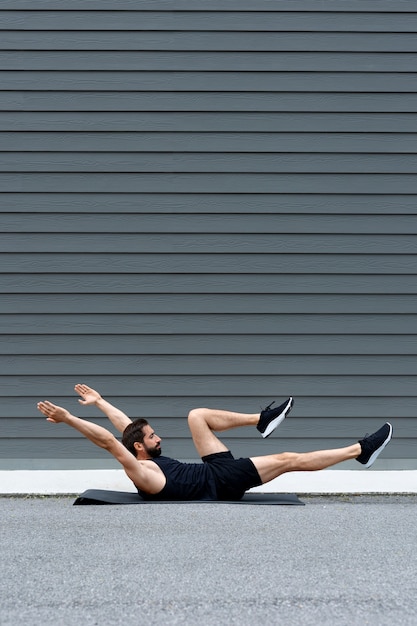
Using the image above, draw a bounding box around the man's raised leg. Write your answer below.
[188,397,293,457]
[187,407,260,457]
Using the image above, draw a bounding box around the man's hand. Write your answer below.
[74,383,102,406]
[37,400,70,423]
[74,383,131,432]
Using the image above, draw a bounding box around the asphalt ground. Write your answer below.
[1,495,416,626]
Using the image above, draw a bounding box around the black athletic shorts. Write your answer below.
[201,451,262,501]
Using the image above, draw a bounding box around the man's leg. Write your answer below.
[251,422,393,483]
[188,407,259,457]
[251,444,361,484]
[188,398,293,457]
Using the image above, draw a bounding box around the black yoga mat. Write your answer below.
[73,489,304,506]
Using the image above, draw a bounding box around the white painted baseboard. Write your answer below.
[250,470,417,494]
[0,469,415,495]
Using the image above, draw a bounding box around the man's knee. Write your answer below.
[252,451,301,484]
[188,408,209,426]
[275,451,300,472]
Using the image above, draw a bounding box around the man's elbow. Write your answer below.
[100,433,118,451]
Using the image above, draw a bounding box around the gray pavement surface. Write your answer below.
[1,495,416,626]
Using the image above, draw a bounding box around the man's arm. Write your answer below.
[74,383,132,433]
[37,400,138,477]
[37,400,166,495]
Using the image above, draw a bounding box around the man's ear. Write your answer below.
[133,441,143,453]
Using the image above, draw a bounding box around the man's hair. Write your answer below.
[122,418,149,456]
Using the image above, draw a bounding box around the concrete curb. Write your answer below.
[1,469,416,495]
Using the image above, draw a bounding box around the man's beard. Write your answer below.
[145,444,162,458]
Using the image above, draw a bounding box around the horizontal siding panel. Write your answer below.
[4,254,417,275]
[4,173,417,193]
[5,152,417,173]
[4,354,416,376]
[2,112,417,132]
[4,152,417,173]
[2,11,417,32]
[3,32,417,53]
[6,0,417,9]
[2,418,413,439]
[1,274,415,294]
[2,233,416,253]
[3,375,417,397]
[4,74,417,92]
[5,1,417,12]
[3,294,417,314]
[5,371,415,398]
[1,314,416,334]
[3,132,417,153]
[4,92,417,112]
[4,396,417,419]
[3,52,417,72]
[2,334,417,355]
[3,214,417,235]
[2,193,417,214]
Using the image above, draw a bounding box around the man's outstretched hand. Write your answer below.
[74,383,102,406]
[37,400,69,423]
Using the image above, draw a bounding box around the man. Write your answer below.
[37,384,393,501]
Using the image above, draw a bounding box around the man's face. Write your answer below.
[141,424,162,458]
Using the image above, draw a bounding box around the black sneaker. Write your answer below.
[257,397,293,438]
[356,422,393,468]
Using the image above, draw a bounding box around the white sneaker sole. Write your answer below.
[262,397,293,438]
[364,422,393,468]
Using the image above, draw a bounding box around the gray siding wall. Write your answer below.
[1,0,416,469]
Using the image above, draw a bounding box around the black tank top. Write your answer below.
[137,456,217,501]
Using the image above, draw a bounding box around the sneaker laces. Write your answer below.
[261,401,275,413]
